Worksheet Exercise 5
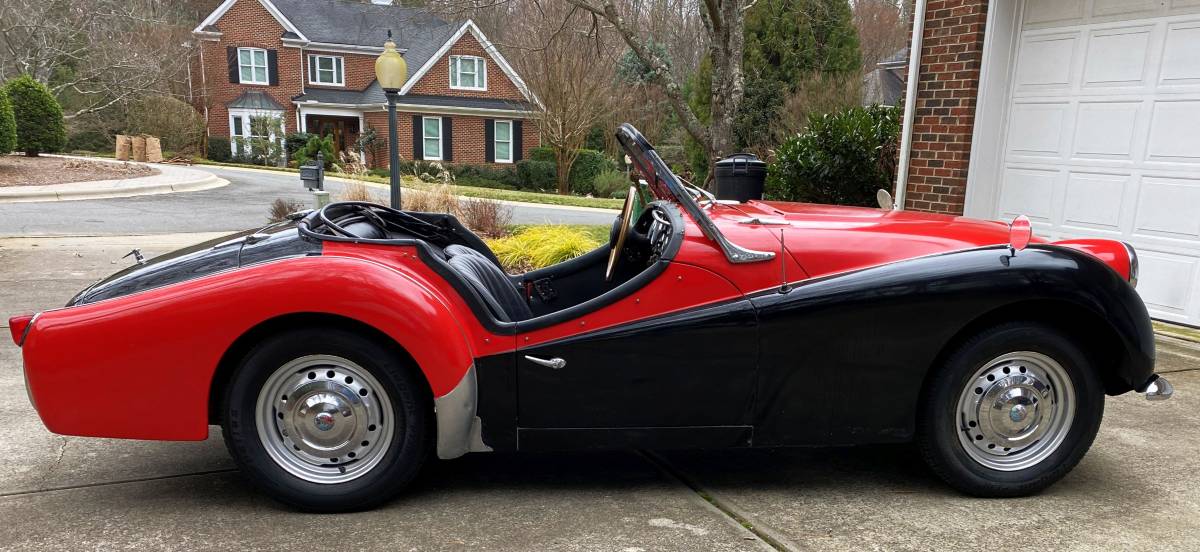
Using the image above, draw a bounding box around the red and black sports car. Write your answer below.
[10,125,1172,511]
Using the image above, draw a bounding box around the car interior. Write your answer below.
[297,198,683,328]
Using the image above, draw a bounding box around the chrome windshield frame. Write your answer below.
[616,124,774,264]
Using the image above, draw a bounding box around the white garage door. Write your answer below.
[997,0,1200,326]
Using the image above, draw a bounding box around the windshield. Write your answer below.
[615,124,774,264]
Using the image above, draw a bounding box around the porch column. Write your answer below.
[903,0,990,215]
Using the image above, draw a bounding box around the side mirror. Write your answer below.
[876,189,894,210]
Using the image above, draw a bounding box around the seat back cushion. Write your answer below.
[446,253,533,322]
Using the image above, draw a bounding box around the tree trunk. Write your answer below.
[554,147,581,195]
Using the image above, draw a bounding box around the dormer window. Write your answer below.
[308,54,344,86]
[449,55,486,91]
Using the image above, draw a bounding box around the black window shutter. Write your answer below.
[412,115,423,160]
[443,118,453,161]
[484,119,494,163]
[267,49,279,86]
[513,120,523,162]
[227,47,239,83]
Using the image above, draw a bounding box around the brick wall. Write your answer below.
[197,0,300,137]
[361,111,537,168]
[902,0,989,215]
[407,32,525,100]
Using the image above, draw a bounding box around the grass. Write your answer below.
[486,225,606,273]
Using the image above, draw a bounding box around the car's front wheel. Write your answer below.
[221,328,431,512]
[917,322,1104,497]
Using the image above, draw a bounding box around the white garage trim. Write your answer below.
[965,0,1024,220]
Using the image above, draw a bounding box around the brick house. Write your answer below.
[897,0,1200,326]
[190,0,538,167]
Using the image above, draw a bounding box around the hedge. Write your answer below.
[4,75,66,156]
[206,136,232,162]
[0,88,15,154]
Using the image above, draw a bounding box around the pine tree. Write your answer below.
[4,75,67,157]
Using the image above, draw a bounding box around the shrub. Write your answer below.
[591,169,629,199]
[284,132,312,158]
[0,88,15,154]
[402,184,457,213]
[125,95,204,153]
[449,163,519,190]
[515,159,556,191]
[529,146,555,164]
[486,225,602,273]
[766,105,900,207]
[267,198,307,223]
[457,197,512,238]
[294,135,336,168]
[206,137,232,162]
[569,149,616,196]
[65,129,111,152]
[4,75,66,156]
[337,182,384,204]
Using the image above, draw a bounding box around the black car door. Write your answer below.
[514,299,759,450]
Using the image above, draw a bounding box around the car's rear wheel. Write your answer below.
[221,328,430,512]
[917,322,1104,497]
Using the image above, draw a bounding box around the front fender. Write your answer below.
[22,255,475,440]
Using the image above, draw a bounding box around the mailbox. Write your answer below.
[301,152,325,191]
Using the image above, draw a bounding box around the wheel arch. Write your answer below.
[207,312,431,425]
[920,299,1138,401]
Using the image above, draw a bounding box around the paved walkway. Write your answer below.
[0,156,227,203]
[0,234,1196,551]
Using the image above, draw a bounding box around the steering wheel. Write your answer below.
[605,185,639,281]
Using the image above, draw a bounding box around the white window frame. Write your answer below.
[237,47,269,85]
[493,120,513,163]
[307,54,345,87]
[228,109,284,156]
[422,116,443,160]
[449,55,486,91]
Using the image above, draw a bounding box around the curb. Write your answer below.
[1153,321,1200,344]
[0,156,229,203]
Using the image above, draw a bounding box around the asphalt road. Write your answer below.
[1,235,1198,551]
[0,165,615,237]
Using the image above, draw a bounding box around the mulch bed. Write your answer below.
[0,155,159,187]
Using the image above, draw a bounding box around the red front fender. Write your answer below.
[21,255,475,440]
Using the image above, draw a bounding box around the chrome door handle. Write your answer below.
[523,355,566,369]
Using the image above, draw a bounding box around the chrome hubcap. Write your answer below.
[955,351,1075,471]
[255,355,394,484]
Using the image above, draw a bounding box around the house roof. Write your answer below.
[228,90,286,111]
[293,83,533,113]
[879,47,909,69]
[862,67,904,107]
[268,0,458,72]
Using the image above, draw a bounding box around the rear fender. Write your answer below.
[22,256,477,443]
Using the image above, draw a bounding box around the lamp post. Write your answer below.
[375,30,408,209]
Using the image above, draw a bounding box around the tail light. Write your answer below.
[8,313,37,346]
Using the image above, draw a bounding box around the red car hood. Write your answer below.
[707,200,1029,279]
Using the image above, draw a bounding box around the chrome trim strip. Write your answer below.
[433,364,493,459]
[1121,241,1139,288]
[17,312,40,347]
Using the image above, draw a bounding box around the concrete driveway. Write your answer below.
[1,235,1197,551]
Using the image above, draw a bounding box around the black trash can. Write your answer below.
[714,153,767,202]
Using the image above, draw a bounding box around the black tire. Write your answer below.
[917,322,1104,497]
[220,328,431,512]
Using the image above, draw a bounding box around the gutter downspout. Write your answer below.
[894,0,928,211]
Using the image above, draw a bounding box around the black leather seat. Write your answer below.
[445,247,532,322]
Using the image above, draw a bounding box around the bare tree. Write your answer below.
[0,0,195,119]
[510,1,623,194]
[852,0,908,72]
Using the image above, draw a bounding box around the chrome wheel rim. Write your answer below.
[255,355,395,484]
[955,351,1075,471]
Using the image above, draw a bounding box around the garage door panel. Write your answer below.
[1136,250,1198,316]
[1094,0,1159,18]
[999,168,1059,221]
[1160,22,1200,85]
[1026,0,1086,26]
[1062,172,1129,230]
[1072,102,1140,159]
[1146,100,1200,163]
[1015,33,1079,92]
[1007,102,1070,156]
[1083,26,1152,86]
[1133,177,1200,238]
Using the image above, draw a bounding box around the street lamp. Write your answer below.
[375,30,408,209]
